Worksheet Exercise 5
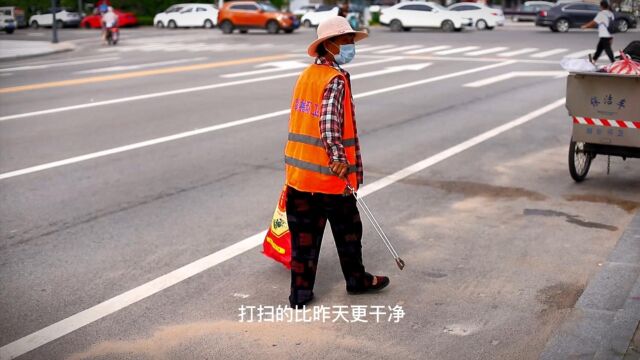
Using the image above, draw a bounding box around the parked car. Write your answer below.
[217,1,299,34]
[447,2,504,30]
[300,5,339,27]
[0,12,16,33]
[80,9,138,28]
[369,0,400,13]
[29,8,82,28]
[0,6,26,28]
[154,3,218,28]
[510,1,553,22]
[293,4,318,17]
[536,2,637,32]
[380,2,471,32]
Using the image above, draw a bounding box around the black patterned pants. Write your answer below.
[286,186,372,306]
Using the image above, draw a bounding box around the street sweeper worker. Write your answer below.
[284,16,390,309]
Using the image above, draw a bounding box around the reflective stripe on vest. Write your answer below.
[288,133,356,148]
[284,156,358,176]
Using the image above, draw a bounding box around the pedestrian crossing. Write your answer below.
[97,40,280,54]
[357,44,594,60]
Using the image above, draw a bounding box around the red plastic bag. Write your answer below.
[605,51,640,75]
[262,186,291,269]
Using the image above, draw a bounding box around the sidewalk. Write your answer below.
[0,40,75,60]
[541,211,640,360]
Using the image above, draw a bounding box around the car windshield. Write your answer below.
[166,6,183,13]
[260,3,279,12]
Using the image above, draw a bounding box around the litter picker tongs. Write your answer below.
[345,183,405,270]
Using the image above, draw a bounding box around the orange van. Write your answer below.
[217,1,299,34]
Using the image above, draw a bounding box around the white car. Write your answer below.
[29,8,81,28]
[380,2,471,32]
[447,3,505,30]
[154,3,218,28]
[293,5,318,17]
[301,5,339,27]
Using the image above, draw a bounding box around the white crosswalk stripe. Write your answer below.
[498,48,538,57]
[375,45,423,54]
[565,49,593,58]
[358,45,395,53]
[434,46,479,55]
[530,48,568,58]
[465,47,509,56]
[404,45,451,54]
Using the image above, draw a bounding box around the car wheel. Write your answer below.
[554,18,569,32]
[476,19,487,30]
[204,19,214,28]
[5,27,14,34]
[220,20,234,34]
[303,20,312,28]
[266,20,279,34]
[168,20,177,29]
[441,20,455,32]
[30,21,39,29]
[156,21,164,28]
[389,19,403,32]
[616,19,628,33]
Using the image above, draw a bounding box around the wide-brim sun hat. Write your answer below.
[307,16,368,57]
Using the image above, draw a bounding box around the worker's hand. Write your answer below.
[330,161,349,179]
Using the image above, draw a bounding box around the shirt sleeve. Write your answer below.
[319,76,347,164]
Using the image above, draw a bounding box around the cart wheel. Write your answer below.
[568,139,592,182]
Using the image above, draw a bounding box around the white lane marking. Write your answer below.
[221,60,309,78]
[350,63,432,80]
[374,45,423,54]
[530,48,568,58]
[355,60,515,98]
[0,61,514,180]
[498,48,538,57]
[0,57,404,123]
[0,97,566,360]
[404,45,451,55]
[465,47,508,56]
[463,71,566,87]
[357,45,395,53]
[565,49,593,58]
[74,58,208,75]
[434,46,479,55]
[0,57,121,73]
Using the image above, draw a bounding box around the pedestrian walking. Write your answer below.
[284,16,390,309]
[582,1,615,64]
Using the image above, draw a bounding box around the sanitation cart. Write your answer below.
[566,72,640,181]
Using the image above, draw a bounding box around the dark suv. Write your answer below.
[536,2,637,32]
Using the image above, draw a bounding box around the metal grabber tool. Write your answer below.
[345,182,405,270]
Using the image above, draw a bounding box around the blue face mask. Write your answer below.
[330,42,356,65]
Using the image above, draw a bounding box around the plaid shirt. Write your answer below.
[316,56,363,185]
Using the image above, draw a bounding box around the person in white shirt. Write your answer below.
[100,6,118,45]
[581,1,615,63]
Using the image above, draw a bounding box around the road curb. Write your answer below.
[540,212,640,360]
[0,41,75,61]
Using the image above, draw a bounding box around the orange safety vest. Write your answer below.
[285,64,358,194]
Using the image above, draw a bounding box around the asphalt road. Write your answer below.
[1,23,639,360]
